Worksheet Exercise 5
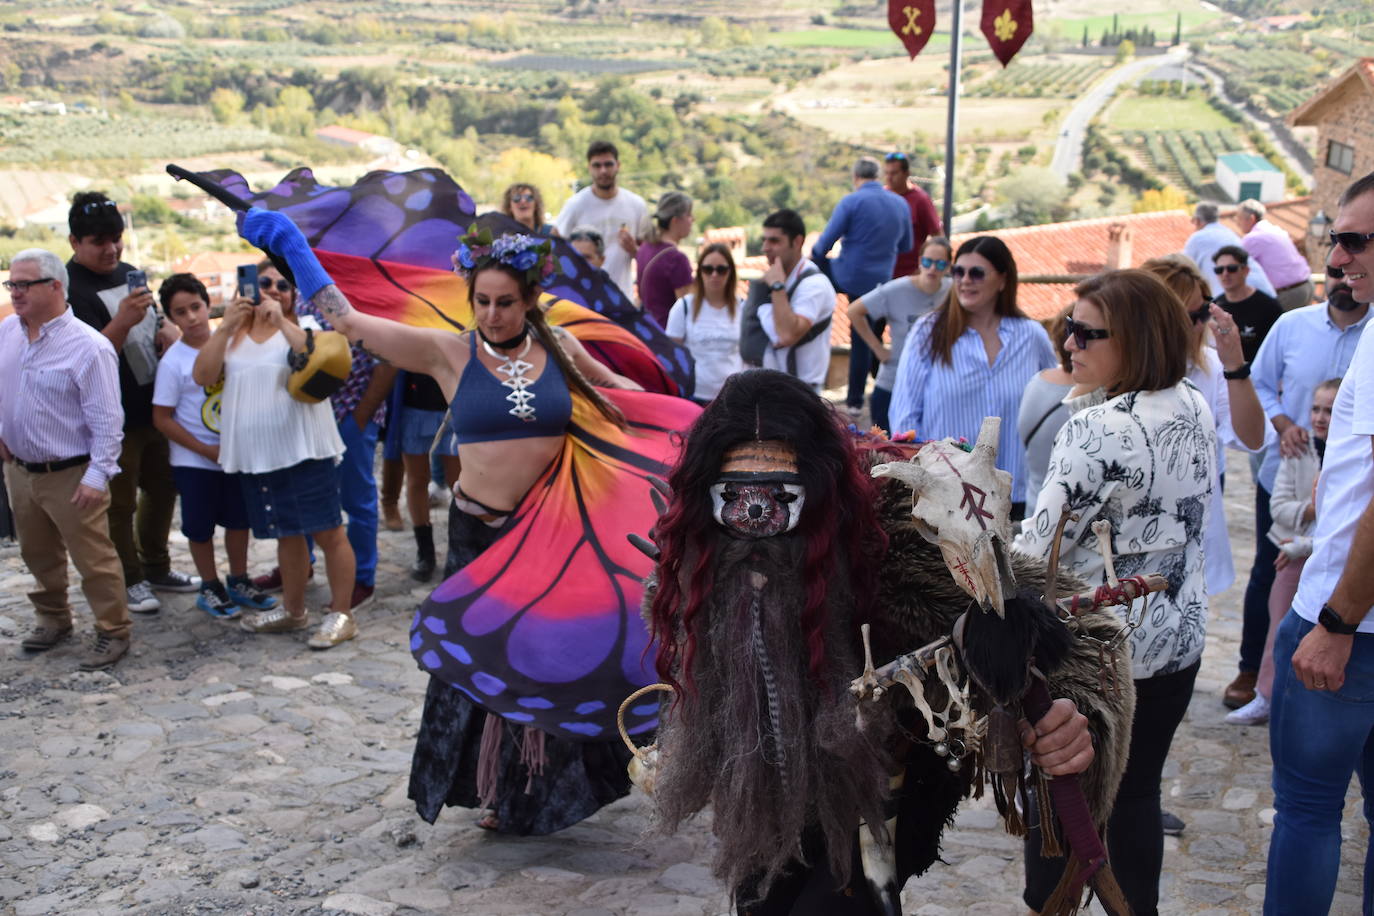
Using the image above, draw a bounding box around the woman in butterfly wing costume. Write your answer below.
[639,369,1135,915]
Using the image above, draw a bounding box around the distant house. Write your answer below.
[1258,14,1310,32]
[314,125,399,158]
[1289,58,1374,273]
[1216,153,1284,204]
[169,252,265,307]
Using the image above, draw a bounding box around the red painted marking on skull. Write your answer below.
[960,482,993,530]
[951,556,977,592]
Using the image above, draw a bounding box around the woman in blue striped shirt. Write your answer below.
[888,235,1056,514]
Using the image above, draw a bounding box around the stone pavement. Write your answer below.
[0,450,1368,916]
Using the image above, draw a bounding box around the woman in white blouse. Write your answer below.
[1015,269,1215,916]
[664,243,745,403]
[193,262,357,648]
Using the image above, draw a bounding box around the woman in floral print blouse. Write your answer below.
[1015,268,1216,916]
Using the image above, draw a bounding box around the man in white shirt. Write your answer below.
[1265,171,1374,913]
[0,248,130,670]
[553,140,647,297]
[1184,201,1277,299]
[757,209,836,391]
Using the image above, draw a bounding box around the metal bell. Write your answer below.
[947,757,961,772]
[934,742,949,757]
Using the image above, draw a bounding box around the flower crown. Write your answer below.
[451,227,555,287]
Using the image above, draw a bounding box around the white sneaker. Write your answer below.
[126,580,161,614]
[427,481,445,507]
[1225,693,1270,726]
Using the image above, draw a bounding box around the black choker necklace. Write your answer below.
[477,324,530,351]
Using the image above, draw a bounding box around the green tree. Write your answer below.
[1115,39,1135,63]
[700,16,730,48]
[209,87,245,125]
[997,167,1068,226]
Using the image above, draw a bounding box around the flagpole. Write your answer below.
[943,0,963,234]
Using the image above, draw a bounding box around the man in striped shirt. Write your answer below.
[0,248,131,670]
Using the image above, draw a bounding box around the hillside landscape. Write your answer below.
[0,0,1366,272]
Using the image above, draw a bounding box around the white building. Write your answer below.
[1216,152,1284,203]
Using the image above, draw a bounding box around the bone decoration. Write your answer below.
[872,416,1016,615]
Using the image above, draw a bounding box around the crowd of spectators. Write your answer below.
[2,141,1373,914]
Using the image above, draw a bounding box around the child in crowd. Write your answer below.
[151,274,277,618]
[1227,377,1340,726]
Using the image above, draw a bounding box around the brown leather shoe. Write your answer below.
[80,632,129,671]
[381,501,405,532]
[22,622,73,652]
[1223,670,1257,709]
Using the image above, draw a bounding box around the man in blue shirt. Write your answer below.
[1184,202,1277,300]
[812,158,914,417]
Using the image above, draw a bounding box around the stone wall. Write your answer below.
[1305,79,1374,273]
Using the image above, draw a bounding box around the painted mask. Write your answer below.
[710,440,806,538]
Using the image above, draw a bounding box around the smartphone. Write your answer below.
[236,263,260,304]
[126,269,147,294]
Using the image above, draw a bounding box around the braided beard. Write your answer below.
[651,535,895,901]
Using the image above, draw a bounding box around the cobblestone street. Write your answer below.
[1,449,1367,916]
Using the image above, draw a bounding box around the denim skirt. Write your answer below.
[239,457,342,539]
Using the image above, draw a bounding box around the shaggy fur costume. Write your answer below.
[642,370,1135,911]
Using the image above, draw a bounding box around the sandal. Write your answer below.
[239,608,310,634]
[476,812,500,831]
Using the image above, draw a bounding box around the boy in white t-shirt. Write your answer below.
[151,274,276,618]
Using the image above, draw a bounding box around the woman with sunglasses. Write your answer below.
[846,236,951,434]
[1014,269,1217,916]
[664,242,744,403]
[888,235,1056,516]
[500,184,554,237]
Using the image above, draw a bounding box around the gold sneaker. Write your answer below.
[308,611,357,650]
[239,608,310,634]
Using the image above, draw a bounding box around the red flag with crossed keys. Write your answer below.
[889,0,936,59]
[981,0,1033,66]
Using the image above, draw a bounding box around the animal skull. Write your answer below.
[872,416,1016,615]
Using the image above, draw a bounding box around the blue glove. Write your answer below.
[238,209,333,302]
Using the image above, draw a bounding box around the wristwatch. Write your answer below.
[1319,604,1360,635]
[769,281,786,293]
[1222,362,1251,380]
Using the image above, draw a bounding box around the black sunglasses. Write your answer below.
[1330,230,1374,254]
[699,264,729,276]
[920,256,949,271]
[1188,294,1214,325]
[264,278,293,292]
[951,265,986,281]
[511,193,535,203]
[1064,315,1110,349]
[81,200,118,213]
[1213,263,1243,275]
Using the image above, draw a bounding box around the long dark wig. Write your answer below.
[648,369,887,695]
[467,261,625,427]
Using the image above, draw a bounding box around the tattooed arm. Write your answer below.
[310,286,462,392]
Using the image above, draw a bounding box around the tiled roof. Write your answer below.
[1290,58,1374,127]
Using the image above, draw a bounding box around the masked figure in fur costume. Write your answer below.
[640,370,1136,915]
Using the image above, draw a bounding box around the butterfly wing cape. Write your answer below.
[188,166,692,397]
[414,389,699,741]
[191,164,702,739]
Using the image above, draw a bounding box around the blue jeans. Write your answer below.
[846,314,885,410]
[1240,482,1278,673]
[335,417,380,587]
[869,386,892,436]
[1266,612,1374,914]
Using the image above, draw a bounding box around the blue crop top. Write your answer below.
[451,332,573,445]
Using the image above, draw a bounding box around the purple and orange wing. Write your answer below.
[410,390,701,740]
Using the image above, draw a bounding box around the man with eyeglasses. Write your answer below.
[0,248,131,670]
[553,141,647,298]
[812,157,913,419]
[1185,201,1278,300]
[883,151,943,279]
[1264,170,1374,914]
[1212,245,1281,364]
[64,191,199,616]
